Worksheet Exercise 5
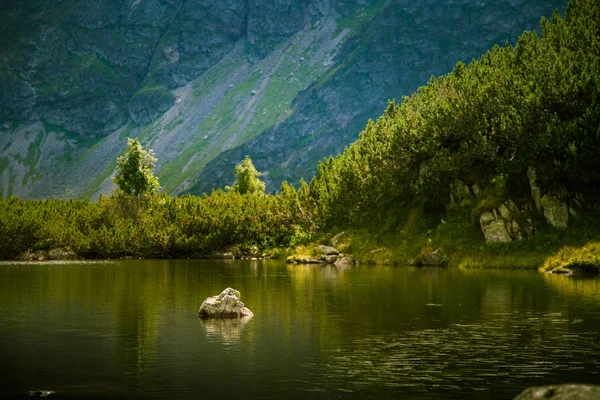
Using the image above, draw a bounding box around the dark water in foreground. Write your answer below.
[1,260,599,399]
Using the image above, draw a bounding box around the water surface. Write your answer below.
[1,260,599,399]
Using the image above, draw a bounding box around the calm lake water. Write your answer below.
[1,260,599,399]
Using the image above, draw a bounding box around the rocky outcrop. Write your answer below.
[479,199,534,243]
[17,248,77,261]
[197,288,253,319]
[334,256,355,267]
[540,194,569,229]
[0,0,568,199]
[286,255,326,264]
[514,384,600,400]
[315,245,339,256]
[287,245,350,265]
[527,168,570,229]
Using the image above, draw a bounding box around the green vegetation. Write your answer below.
[0,186,305,260]
[1,0,599,271]
[113,138,160,198]
[543,242,600,273]
[296,0,600,268]
[227,156,266,195]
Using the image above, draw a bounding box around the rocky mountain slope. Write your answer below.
[0,0,567,198]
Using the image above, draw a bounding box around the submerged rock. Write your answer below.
[514,384,600,400]
[198,288,253,319]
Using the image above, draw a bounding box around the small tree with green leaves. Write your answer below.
[113,138,160,198]
[227,156,266,195]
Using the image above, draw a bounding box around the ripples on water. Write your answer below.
[300,312,600,397]
[0,260,599,399]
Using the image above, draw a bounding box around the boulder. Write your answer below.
[527,167,543,212]
[47,248,77,260]
[315,245,340,256]
[286,255,326,264]
[513,384,600,400]
[330,232,346,247]
[479,200,534,243]
[319,255,338,264]
[481,219,512,243]
[334,256,355,267]
[198,288,253,319]
[540,194,569,229]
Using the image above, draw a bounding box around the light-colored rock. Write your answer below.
[540,194,569,229]
[320,255,338,264]
[471,183,482,197]
[498,203,512,221]
[198,288,253,319]
[286,255,326,264]
[480,211,496,225]
[315,245,339,256]
[17,248,76,261]
[513,384,600,400]
[527,167,543,211]
[482,219,512,243]
[47,248,77,260]
[511,220,522,239]
[330,231,346,247]
[334,256,355,267]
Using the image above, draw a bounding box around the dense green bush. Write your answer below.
[306,0,600,231]
[0,188,305,259]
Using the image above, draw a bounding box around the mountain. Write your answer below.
[0,0,568,199]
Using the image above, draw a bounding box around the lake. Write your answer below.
[1,260,599,399]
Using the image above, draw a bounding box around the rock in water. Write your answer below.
[198,288,253,319]
[514,384,600,399]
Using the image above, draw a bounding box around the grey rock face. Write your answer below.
[540,194,569,229]
[194,0,568,194]
[481,218,513,243]
[315,245,340,256]
[334,256,355,267]
[198,288,254,319]
[513,384,600,400]
[0,0,569,198]
[479,199,534,243]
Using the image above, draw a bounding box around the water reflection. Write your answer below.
[199,316,253,344]
[1,260,599,399]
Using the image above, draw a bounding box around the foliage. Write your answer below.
[0,188,304,259]
[304,0,600,231]
[113,138,160,198]
[227,156,266,195]
[543,242,600,273]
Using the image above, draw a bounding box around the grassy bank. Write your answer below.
[300,210,600,270]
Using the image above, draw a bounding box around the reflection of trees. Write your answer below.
[199,316,253,344]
